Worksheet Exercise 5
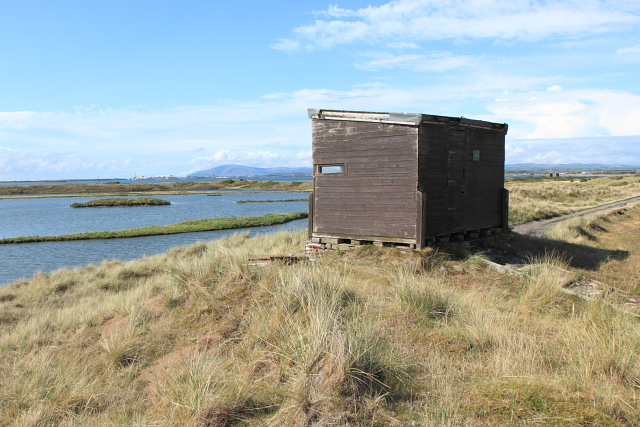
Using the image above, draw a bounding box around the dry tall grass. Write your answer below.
[506,175,640,224]
[2,206,640,425]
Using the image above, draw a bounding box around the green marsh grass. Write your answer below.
[0,179,313,196]
[0,212,308,244]
[70,197,170,208]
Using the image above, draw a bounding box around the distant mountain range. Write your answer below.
[187,163,638,178]
[187,164,313,177]
[506,163,640,173]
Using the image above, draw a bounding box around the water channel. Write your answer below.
[0,192,309,286]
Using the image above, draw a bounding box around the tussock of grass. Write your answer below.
[0,212,308,244]
[394,271,457,325]
[519,253,569,312]
[70,197,170,208]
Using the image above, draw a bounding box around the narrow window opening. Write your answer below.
[316,164,345,174]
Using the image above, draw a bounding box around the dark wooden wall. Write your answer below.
[312,119,419,240]
[418,120,463,237]
[418,118,505,239]
[464,126,505,230]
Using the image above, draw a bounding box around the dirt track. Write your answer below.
[512,195,640,237]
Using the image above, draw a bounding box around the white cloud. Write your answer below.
[0,147,148,181]
[3,77,640,180]
[618,44,640,54]
[506,135,640,165]
[278,0,640,50]
[486,87,640,139]
[270,38,300,51]
[356,51,478,71]
[385,42,420,49]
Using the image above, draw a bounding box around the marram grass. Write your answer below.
[2,212,640,425]
[0,212,308,244]
[70,197,171,208]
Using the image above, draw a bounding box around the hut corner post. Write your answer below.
[502,188,510,234]
[308,192,314,240]
[415,191,426,250]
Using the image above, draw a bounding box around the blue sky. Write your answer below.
[1,0,639,180]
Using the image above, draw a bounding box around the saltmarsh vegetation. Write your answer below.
[0,212,308,244]
[506,175,640,224]
[0,179,313,196]
[70,197,171,208]
[3,202,640,425]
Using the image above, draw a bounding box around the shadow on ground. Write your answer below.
[511,233,629,271]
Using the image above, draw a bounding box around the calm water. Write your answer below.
[0,193,309,238]
[0,193,310,286]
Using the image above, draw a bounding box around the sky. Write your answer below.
[1,0,639,180]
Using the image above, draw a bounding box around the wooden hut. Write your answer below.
[307,109,508,249]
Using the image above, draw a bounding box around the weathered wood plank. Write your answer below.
[313,153,418,166]
[316,211,416,219]
[313,147,417,157]
[313,134,418,146]
[316,200,416,208]
[315,192,416,200]
[316,226,416,238]
[315,180,416,187]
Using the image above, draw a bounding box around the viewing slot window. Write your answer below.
[316,164,345,174]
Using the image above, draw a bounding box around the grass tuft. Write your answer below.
[519,252,568,311]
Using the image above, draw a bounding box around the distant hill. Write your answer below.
[187,164,312,177]
[188,163,639,177]
[506,163,640,173]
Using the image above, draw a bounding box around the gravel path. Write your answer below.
[512,195,640,237]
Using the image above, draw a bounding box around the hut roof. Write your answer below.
[307,108,508,134]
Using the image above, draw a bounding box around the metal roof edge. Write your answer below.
[460,117,508,134]
[308,108,422,125]
[308,109,508,133]
[387,112,422,125]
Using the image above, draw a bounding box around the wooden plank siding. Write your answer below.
[417,121,505,239]
[464,126,505,230]
[312,119,419,240]
[418,122,454,237]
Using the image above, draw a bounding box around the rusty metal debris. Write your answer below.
[247,256,307,266]
[305,242,325,253]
